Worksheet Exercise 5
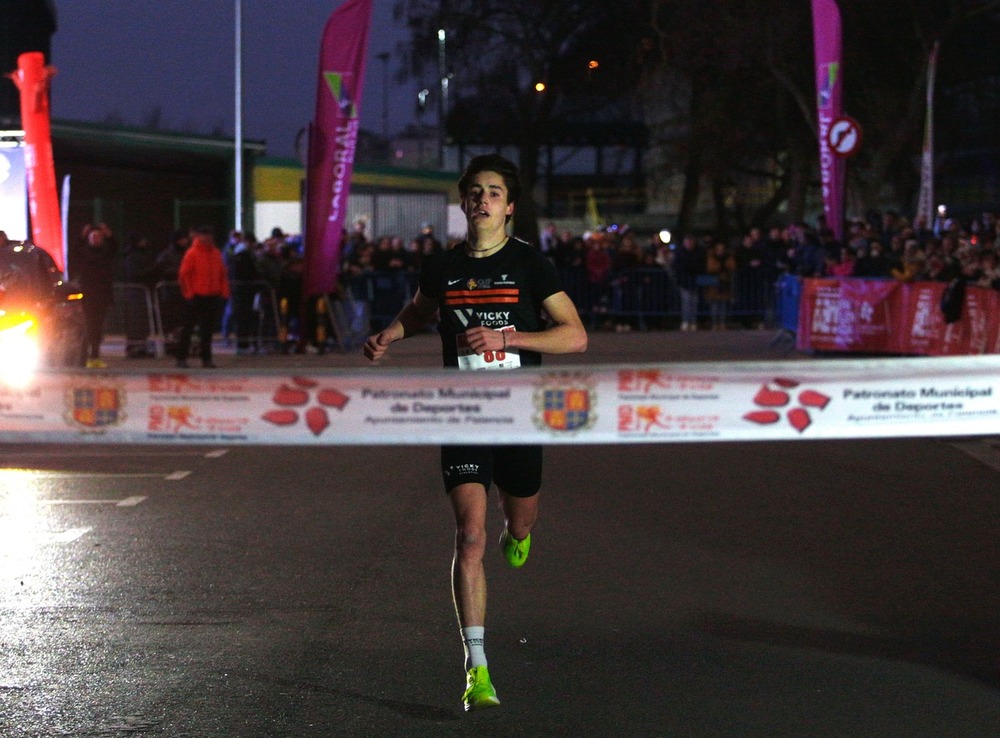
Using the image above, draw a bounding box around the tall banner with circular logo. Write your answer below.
[6,51,64,273]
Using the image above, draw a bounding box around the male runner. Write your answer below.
[364,154,587,711]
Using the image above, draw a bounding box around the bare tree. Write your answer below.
[398,0,1000,239]
[395,0,647,244]
[643,0,1000,234]
[643,0,816,235]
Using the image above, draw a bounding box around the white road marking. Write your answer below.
[116,495,147,507]
[47,527,92,543]
[0,450,221,458]
[0,470,191,481]
[40,496,148,507]
[951,438,1000,473]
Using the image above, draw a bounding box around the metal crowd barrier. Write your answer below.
[147,280,282,355]
[109,282,160,356]
[341,271,418,332]
[335,268,783,332]
[245,280,283,352]
[558,267,778,329]
[104,270,786,357]
[325,295,371,351]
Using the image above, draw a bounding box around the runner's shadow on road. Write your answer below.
[252,673,461,722]
[692,613,1000,691]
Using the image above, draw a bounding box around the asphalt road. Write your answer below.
[2,331,1000,737]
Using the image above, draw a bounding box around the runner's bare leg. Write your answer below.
[500,489,538,541]
[450,483,489,626]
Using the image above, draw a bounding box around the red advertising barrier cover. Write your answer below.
[796,278,1000,356]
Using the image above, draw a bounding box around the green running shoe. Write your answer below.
[500,528,531,568]
[462,665,500,711]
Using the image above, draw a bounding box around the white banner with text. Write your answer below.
[1,356,999,445]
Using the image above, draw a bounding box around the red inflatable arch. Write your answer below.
[7,51,64,274]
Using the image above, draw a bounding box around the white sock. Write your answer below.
[461,626,487,670]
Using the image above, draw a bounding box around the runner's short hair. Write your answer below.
[458,154,521,206]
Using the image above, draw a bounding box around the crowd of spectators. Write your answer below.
[821,211,1000,288]
[336,208,1000,333]
[66,223,307,358]
[9,205,997,362]
[559,209,1000,329]
[339,219,444,279]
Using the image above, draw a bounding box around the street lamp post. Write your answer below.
[437,28,447,169]
[234,0,243,231]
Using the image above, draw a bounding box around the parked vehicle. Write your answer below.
[0,241,86,382]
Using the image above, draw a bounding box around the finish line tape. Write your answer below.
[1,355,999,445]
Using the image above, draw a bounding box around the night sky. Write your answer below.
[49,0,412,158]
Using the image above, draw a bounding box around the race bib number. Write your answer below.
[456,328,521,371]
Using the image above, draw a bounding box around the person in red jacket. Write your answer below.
[175,228,230,368]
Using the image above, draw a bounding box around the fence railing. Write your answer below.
[104,269,792,357]
[341,271,419,332]
[341,267,783,331]
[106,280,283,356]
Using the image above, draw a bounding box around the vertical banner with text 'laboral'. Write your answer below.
[811,0,845,242]
[7,51,65,273]
[303,0,373,298]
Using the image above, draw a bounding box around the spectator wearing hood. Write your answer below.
[175,228,230,368]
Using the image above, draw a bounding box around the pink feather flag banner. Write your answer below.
[303,0,374,298]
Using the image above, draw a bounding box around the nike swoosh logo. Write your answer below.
[448,279,462,285]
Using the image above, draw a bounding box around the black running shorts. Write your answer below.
[440,444,543,497]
